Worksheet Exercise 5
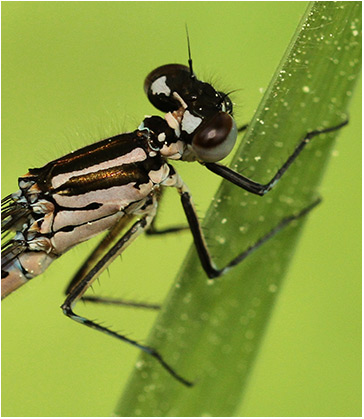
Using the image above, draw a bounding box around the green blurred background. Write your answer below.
[2,2,361,417]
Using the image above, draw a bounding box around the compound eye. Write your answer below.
[192,112,237,162]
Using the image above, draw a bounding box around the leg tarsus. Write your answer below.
[61,302,193,386]
[148,348,194,387]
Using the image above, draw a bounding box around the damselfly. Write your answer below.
[1,41,347,386]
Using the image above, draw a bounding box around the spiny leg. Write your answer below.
[204,120,348,196]
[65,214,133,295]
[146,188,188,236]
[179,183,321,279]
[65,193,183,308]
[64,214,160,310]
[61,213,193,387]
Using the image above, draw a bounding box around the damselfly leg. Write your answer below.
[179,187,322,279]
[82,296,161,310]
[60,202,194,386]
[65,215,134,296]
[61,185,322,385]
[145,189,189,236]
[74,189,188,308]
[204,120,348,196]
[63,213,161,309]
[237,123,249,133]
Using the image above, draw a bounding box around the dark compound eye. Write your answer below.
[192,112,237,162]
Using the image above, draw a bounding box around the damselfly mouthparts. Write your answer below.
[1,43,348,386]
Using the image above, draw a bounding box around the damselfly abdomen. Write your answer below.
[1,49,347,385]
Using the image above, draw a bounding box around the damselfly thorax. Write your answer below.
[1,52,347,385]
[2,62,236,295]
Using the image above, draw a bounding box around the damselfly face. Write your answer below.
[144,64,237,163]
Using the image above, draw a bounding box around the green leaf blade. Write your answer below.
[116,2,361,416]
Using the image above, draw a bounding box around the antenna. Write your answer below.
[185,25,195,79]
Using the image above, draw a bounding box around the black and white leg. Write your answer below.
[203,120,348,196]
[61,211,193,386]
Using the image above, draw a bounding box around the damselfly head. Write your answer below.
[144,64,237,163]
